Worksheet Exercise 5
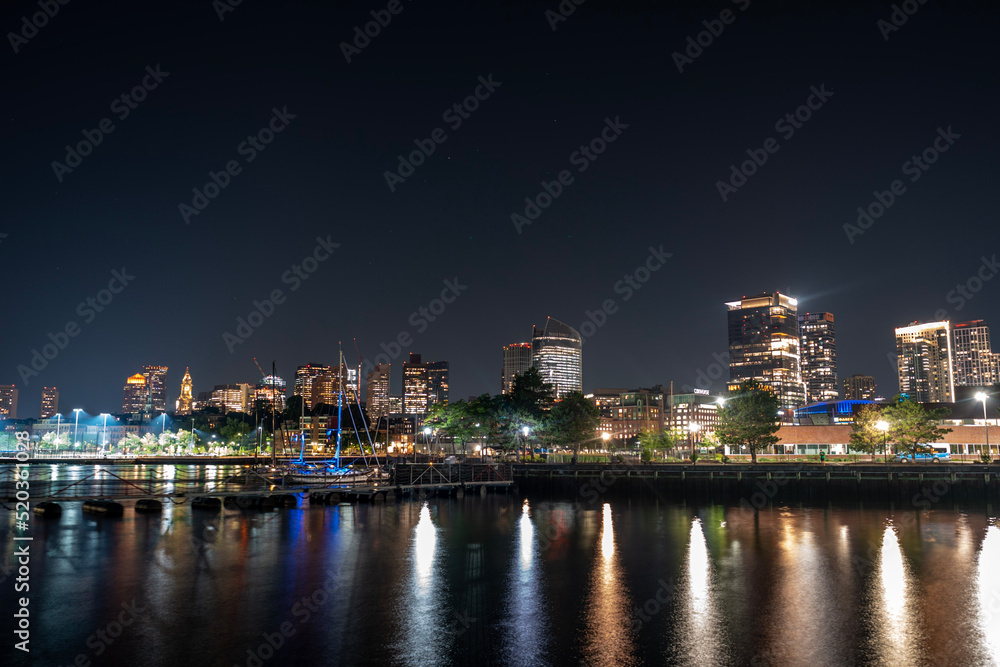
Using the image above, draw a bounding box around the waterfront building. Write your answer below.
[842,374,876,401]
[209,384,253,413]
[253,375,286,412]
[0,385,18,419]
[175,368,194,415]
[798,312,838,403]
[531,318,582,399]
[402,354,429,415]
[366,364,391,423]
[427,361,449,408]
[726,292,806,416]
[141,365,169,413]
[667,390,723,440]
[952,320,998,387]
[40,386,59,418]
[122,374,149,415]
[501,343,532,394]
[895,321,955,403]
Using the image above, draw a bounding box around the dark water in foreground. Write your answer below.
[2,469,1000,666]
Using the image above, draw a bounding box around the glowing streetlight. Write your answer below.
[975,392,991,459]
[99,413,110,452]
[688,422,700,461]
[72,408,82,448]
[876,419,889,463]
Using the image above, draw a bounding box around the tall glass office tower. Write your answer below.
[531,318,582,399]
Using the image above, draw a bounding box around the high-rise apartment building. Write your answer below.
[952,320,997,387]
[427,361,450,408]
[210,384,253,413]
[176,368,194,415]
[726,292,806,415]
[531,318,582,399]
[294,364,332,410]
[40,386,59,418]
[501,343,532,394]
[122,373,149,415]
[798,312,838,403]
[366,364,391,423]
[842,374,876,401]
[253,375,286,412]
[402,353,429,415]
[895,321,955,403]
[0,385,18,419]
[142,365,168,413]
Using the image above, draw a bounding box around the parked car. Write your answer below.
[894,445,950,463]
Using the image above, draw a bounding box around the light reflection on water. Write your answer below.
[581,503,636,666]
[674,516,723,666]
[978,524,1000,659]
[875,524,920,664]
[502,499,548,666]
[396,503,447,667]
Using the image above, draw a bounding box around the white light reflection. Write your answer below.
[581,503,634,666]
[503,500,547,666]
[977,524,1000,658]
[675,517,721,666]
[396,503,446,667]
[875,525,917,664]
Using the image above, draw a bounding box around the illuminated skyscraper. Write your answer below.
[798,312,838,403]
[502,343,532,394]
[726,292,806,415]
[842,374,876,401]
[895,321,955,403]
[366,363,391,423]
[0,385,18,419]
[142,365,169,413]
[122,374,149,415]
[952,320,997,387]
[210,384,253,413]
[427,361,449,408]
[254,375,286,412]
[175,368,194,415]
[294,363,332,410]
[40,386,59,418]
[402,353,429,415]
[531,318,582,399]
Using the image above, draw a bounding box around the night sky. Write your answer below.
[3,0,998,418]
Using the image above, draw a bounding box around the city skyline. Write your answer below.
[3,2,998,418]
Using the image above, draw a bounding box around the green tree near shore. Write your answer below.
[715,380,780,464]
[637,429,680,461]
[882,395,952,460]
[548,391,601,461]
[848,403,885,461]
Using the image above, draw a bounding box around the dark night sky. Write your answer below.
[3,0,999,418]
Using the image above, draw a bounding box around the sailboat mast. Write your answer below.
[335,344,344,467]
[270,361,277,467]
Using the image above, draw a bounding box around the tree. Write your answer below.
[508,368,555,419]
[547,391,601,461]
[425,400,479,454]
[715,380,781,464]
[882,395,952,460]
[848,404,885,461]
[220,416,252,443]
[636,429,680,461]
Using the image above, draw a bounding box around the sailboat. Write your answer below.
[269,344,390,486]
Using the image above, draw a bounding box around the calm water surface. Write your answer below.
[2,465,1000,666]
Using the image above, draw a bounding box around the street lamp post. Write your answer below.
[522,426,530,463]
[55,413,62,455]
[976,392,991,460]
[100,413,110,455]
[688,422,700,462]
[73,408,82,453]
[877,420,889,465]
